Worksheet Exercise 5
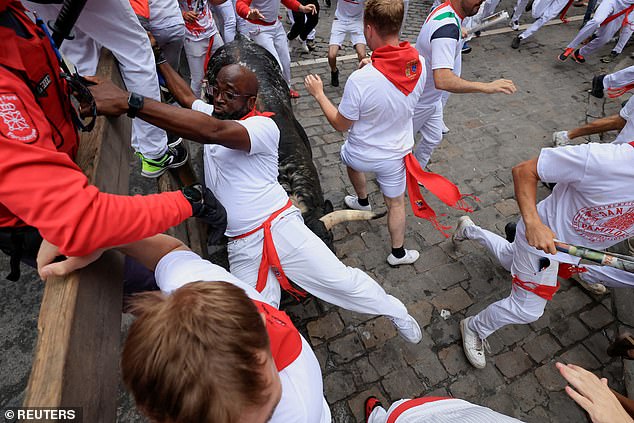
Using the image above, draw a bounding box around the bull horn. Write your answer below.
[319,210,387,230]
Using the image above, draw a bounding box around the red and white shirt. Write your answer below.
[236,0,301,24]
[178,0,218,40]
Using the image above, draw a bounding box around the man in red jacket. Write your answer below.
[0,0,225,280]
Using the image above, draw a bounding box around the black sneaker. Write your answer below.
[601,51,619,63]
[504,222,516,243]
[306,39,316,51]
[511,35,521,49]
[138,139,188,178]
[325,0,331,6]
[331,69,339,87]
[572,49,586,63]
[590,74,605,98]
[461,41,472,54]
[525,0,533,11]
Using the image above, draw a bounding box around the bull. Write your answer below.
[206,37,378,249]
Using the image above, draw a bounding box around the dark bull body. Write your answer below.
[206,36,335,248]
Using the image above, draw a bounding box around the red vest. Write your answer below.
[253,300,302,371]
[0,0,79,158]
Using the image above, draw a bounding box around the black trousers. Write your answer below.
[287,0,319,41]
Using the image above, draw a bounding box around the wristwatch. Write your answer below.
[127,92,145,119]
[181,184,204,216]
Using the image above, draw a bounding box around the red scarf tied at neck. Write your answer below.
[240,105,275,120]
[371,41,422,95]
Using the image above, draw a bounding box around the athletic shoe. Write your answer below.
[299,39,310,53]
[138,139,188,178]
[510,20,520,30]
[442,123,450,134]
[590,74,605,98]
[452,216,475,243]
[571,273,607,295]
[504,222,516,242]
[558,47,574,61]
[511,35,521,49]
[552,130,571,147]
[525,0,533,11]
[290,88,301,98]
[571,49,586,63]
[306,39,316,51]
[391,314,423,344]
[462,41,472,54]
[474,31,481,37]
[364,396,383,422]
[344,195,372,211]
[325,0,331,7]
[387,249,420,266]
[601,51,619,63]
[331,69,340,87]
[461,317,488,369]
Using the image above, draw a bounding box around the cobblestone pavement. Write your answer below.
[1,1,632,422]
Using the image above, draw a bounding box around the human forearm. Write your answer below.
[434,69,516,94]
[314,93,347,131]
[157,61,198,108]
[612,389,634,418]
[568,114,626,139]
[118,234,190,271]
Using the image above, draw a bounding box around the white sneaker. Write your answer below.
[510,20,520,30]
[299,39,309,53]
[572,274,607,295]
[387,249,420,266]
[391,314,422,344]
[552,131,571,147]
[442,123,450,134]
[460,317,487,369]
[452,216,475,243]
[344,195,372,211]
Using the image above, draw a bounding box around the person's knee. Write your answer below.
[516,307,544,324]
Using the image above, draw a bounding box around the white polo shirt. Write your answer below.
[338,59,426,161]
[192,100,290,237]
[335,0,364,20]
[155,250,332,423]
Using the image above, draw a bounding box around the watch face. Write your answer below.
[183,186,203,203]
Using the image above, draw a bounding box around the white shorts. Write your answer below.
[329,18,366,47]
[340,143,406,198]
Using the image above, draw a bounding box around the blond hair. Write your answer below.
[364,0,404,38]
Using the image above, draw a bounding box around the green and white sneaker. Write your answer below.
[138,138,188,178]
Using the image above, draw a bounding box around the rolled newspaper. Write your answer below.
[466,11,510,36]
[554,239,634,274]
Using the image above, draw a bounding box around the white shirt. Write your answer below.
[614,96,634,144]
[155,250,332,423]
[415,1,463,105]
[178,0,218,40]
[338,59,426,161]
[385,398,524,422]
[524,143,634,263]
[192,100,290,237]
[335,0,364,20]
[149,0,185,30]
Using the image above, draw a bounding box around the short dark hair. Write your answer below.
[364,0,404,38]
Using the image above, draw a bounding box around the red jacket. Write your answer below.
[0,0,192,256]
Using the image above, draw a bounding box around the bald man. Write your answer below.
[88,61,424,344]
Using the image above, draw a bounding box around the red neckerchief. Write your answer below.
[404,154,478,237]
[512,275,560,300]
[240,106,275,120]
[371,42,422,96]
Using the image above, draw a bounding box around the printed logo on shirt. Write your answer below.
[405,60,419,79]
[36,74,52,97]
[0,93,38,144]
[572,201,634,243]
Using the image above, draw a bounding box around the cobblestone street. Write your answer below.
[1,0,632,422]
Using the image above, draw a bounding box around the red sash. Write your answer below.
[559,0,575,23]
[253,299,302,371]
[558,263,588,279]
[404,153,477,237]
[608,84,634,98]
[601,4,634,27]
[512,275,560,300]
[233,200,306,300]
[386,397,451,423]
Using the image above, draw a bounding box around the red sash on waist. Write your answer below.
[602,4,634,27]
[512,275,560,300]
[558,263,588,279]
[253,299,302,371]
[404,153,477,237]
[608,83,634,98]
[386,397,452,423]
[233,200,306,300]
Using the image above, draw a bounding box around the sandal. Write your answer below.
[607,332,634,360]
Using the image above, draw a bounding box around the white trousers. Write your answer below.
[212,0,237,43]
[184,34,224,97]
[464,0,501,31]
[613,20,634,53]
[568,0,627,48]
[579,12,629,56]
[24,0,169,159]
[511,0,531,22]
[412,100,444,168]
[227,207,410,320]
[152,24,186,70]
[520,0,568,39]
[604,65,634,88]
[247,21,292,84]
[465,222,559,340]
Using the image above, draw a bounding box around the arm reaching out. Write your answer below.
[433,68,517,94]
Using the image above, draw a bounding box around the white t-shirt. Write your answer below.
[178,0,218,40]
[385,398,523,422]
[155,250,332,423]
[192,100,290,237]
[415,1,463,105]
[338,59,426,161]
[523,143,634,263]
[614,96,634,144]
[335,0,365,20]
[149,0,185,30]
